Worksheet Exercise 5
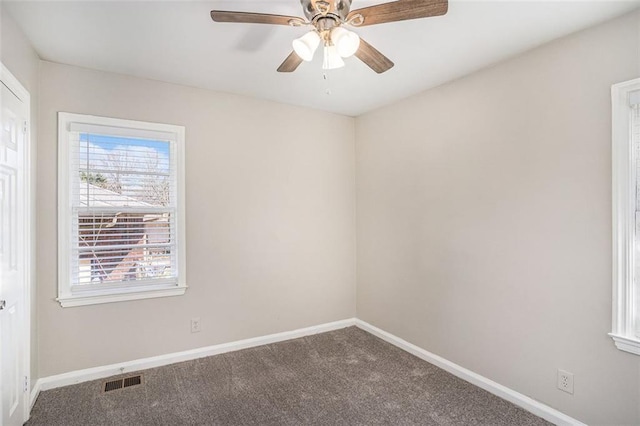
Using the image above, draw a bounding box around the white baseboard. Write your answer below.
[29,379,41,410]
[354,319,585,426]
[31,317,582,426]
[34,318,356,393]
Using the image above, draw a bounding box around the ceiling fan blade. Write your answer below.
[277,51,304,73]
[354,39,394,74]
[347,0,448,27]
[211,10,302,26]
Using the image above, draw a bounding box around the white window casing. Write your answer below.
[58,113,187,307]
[611,78,640,355]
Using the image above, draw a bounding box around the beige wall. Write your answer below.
[355,11,640,425]
[16,5,640,423]
[1,7,40,388]
[37,61,356,377]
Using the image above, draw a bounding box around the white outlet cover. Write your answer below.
[557,369,574,395]
[191,317,201,333]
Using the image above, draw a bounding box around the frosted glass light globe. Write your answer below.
[322,45,345,70]
[331,27,360,58]
[292,31,321,62]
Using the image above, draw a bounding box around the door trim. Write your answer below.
[1,62,33,423]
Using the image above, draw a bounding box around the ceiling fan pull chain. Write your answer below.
[323,72,332,95]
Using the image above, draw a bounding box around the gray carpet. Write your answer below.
[27,326,550,425]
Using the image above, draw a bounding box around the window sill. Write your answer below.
[609,333,640,356]
[57,285,187,307]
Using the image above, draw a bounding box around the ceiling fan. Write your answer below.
[210,0,448,74]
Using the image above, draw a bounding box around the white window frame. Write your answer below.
[57,112,187,307]
[611,78,640,355]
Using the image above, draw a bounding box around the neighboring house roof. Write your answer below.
[79,182,154,208]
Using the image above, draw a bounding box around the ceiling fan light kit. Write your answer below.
[210,0,448,74]
[293,27,359,70]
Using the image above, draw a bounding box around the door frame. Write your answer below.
[1,62,33,423]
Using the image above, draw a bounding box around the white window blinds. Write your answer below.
[69,126,178,288]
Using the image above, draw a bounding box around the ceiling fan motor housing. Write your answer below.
[301,0,352,21]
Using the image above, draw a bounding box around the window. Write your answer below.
[611,78,640,355]
[58,113,186,307]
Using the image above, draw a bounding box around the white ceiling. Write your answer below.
[4,0,640,116]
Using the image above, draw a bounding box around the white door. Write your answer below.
[0,73,29,426]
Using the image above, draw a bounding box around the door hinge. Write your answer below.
[24,376,29,392]
[23,120,28,135]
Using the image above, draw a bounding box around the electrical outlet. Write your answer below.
[557,369,574,394]
[191,317,201,333]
